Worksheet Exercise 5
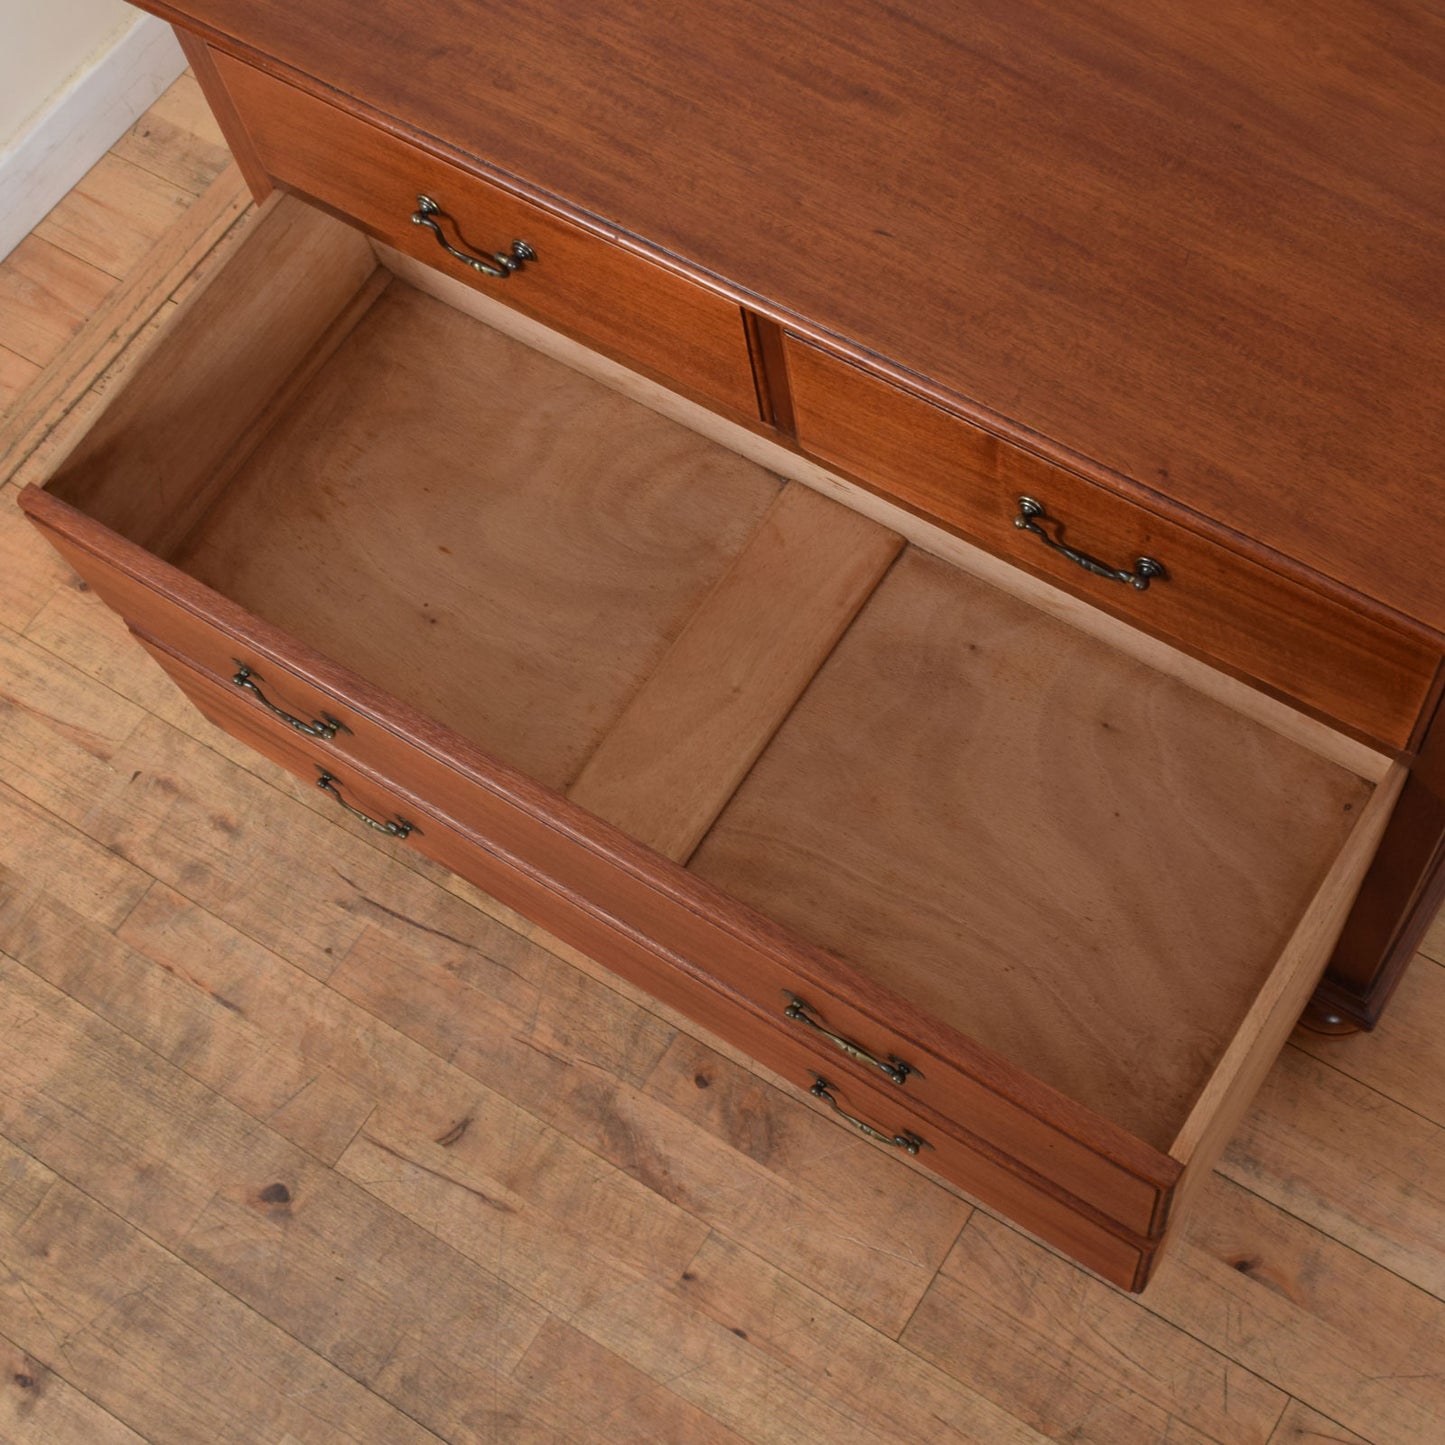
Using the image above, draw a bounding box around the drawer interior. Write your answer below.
[170,281,779,792]
[686,546,1371,1148]
[37,194,1393,1165]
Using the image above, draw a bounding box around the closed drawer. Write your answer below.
[207,48,761,420]
[783,333,1440,750]
[135,633,1167,1288]
[20,192,1403,1290]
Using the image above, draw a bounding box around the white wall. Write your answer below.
[0,0,186,261]
[0,0,136,143]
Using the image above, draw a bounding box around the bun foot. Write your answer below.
[1298,996,1364,1035]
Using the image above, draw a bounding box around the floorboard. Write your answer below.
[1,71,1442,1445]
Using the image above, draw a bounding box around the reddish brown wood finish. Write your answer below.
[204,50,762,421]
[743,315,796,438]
[176,29,272,202]
[143,1,1445,1028]
[19,0,1442,1273]
[126,0,1445,642]
[1316,716,1445,1029]
[782,335,1439,752]
[21,487,1186,1243]
[137,629,1161,1289]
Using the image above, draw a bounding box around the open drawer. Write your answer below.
[19,194,1403,1291]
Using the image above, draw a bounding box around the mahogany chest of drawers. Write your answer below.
[19,0,1445,1290]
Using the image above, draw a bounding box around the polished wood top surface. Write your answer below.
[141,0,1445,633]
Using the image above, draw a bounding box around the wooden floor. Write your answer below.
[2,79,1444,1445]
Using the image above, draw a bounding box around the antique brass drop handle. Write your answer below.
[315,769,414,839]
[784,994,916,1086]
[410,195,536,277]
[808,1076,930,1155]
[232,664,347,741]
[1013,496,1164,591]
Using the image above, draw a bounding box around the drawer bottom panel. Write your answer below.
[138,630,1157,1288]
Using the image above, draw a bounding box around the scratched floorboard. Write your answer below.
[1,78,1443,1445]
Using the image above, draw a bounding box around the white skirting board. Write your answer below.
[0,13,186,264]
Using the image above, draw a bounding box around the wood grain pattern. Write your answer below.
[4,304,175,497]
[1168,764,1403,1175]
[143,639,1161,1286]
[110,71,234,197]
[0,481,72,631]
[1221,1044,1445,1300]
[0,1329,148,1445]
[0,1142,447,1445]
[102,763,972,1342]
[903,1211,1288,1445]
[33,154,196,280]
[1268,1402,1370,1445]
[1315,733,1445,1028]
[122,0,1445,639]
[783,333,1440,751]
[1294,953,1445,1125]
[171,280,781,791]
[690,547,1374,1151]
[0,235,115,367]
[3,101,1444,1420]
[176,31,273,200]
[208,49,761,419]
[0,644,975,1343]
[640,1231,1056,1444]
[0,160,250,483]
[1148,1173,1445,1445]
[0,779,153,935]
[1,883,375,1166]
[44,194,375,556]
[0,965,580,1442]
[376,243,1397,787]
[0,347,40,414]
[568,482,902,861]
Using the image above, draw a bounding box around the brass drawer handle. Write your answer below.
[808,1076,930,1155]
[784,994,916,1086]
[232,663,348,740]
[1014,496,1165,591]
[315,768,414,839]
[411,195,536,278]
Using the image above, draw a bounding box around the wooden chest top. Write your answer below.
[138,0,1445,634]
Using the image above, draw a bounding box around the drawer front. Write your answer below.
[139,633,1158,1290]
[208,49,761,420]
[783,334,1439,750]
[22,493,1178,1242]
